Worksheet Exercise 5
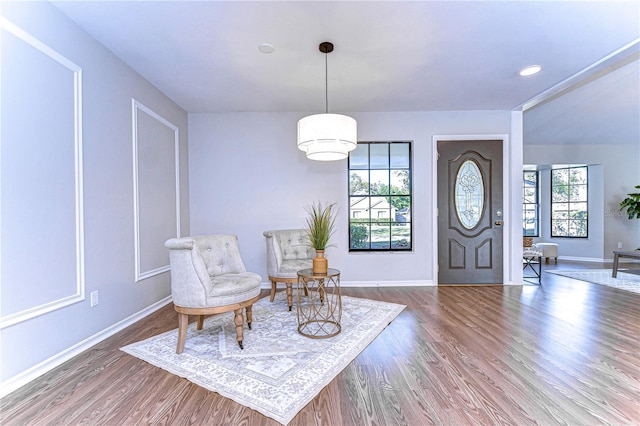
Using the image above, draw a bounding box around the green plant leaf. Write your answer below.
[305,201,337,250]
[620,185,640,220]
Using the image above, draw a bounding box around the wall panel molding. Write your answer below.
[0,18,85,329]
[132,99,180,282]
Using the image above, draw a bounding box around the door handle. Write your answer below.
[495,220,503,226]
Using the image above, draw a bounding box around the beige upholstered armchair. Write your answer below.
[165,235,261,352]
[263,229,314,311]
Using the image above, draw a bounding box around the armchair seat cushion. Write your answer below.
[208,272,261,306]
[277,259,314,277]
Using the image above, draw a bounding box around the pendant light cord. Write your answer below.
[325,50,329,114]
[318,41,334,114]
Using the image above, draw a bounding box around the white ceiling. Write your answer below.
[52,0,640,115]
[524,58,640,146]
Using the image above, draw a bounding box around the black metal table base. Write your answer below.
[523,256,542,284]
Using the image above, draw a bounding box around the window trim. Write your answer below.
[523,170,539,237]
[550,166,589,238]
[348,141,413,252]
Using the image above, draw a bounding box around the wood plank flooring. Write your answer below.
[2,261,639,425]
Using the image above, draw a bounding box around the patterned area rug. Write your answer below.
[547,269,640,293]
[121,292,405,425]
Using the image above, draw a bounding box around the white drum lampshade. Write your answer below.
[297,113,357,161]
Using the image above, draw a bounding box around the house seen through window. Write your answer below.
[348,142,412,251]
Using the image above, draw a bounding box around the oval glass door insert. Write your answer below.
[455,160,484,229]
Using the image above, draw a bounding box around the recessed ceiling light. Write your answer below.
[519,65,542,76]
[258,43,274,54]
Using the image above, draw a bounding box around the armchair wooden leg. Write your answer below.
[286,283,293,311]
[270,281,277,302]
[234,308,245,349]
[246,305,253,330]
[176,313,189,354]
[197,315,205,330]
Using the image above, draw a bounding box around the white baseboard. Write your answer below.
[0,296,172,399]
[261,280,434,289]
[558,255,640,263]
[559,256,609,263]
[340,280,434,287]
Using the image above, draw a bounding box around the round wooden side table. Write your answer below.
[296,268,342,338]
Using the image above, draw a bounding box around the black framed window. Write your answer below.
[523,170,539,237]
[348,142,412,251]
[551,166,588,237]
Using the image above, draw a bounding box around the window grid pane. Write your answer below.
[370,170,390,195]
[390,170,410,195]
[349,144,369,170]
[350,222,370,249]
[370,144,389,169]
[349,170,369,195]
[390,143,410,168]
[348,142,412,251]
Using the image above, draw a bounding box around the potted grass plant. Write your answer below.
[305,201,336,274]
[619,185,640,250]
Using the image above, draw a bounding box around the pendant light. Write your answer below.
[297,42,357,161]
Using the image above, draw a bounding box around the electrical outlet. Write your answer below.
[618,242,623,249]
[90,291,99,307]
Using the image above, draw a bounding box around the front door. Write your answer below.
[437,140,503,284]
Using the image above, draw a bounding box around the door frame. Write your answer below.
[431,133,523,285]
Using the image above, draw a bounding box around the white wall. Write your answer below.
[0,2,189,391]
[188,110,518,285]
[524,144,640,260]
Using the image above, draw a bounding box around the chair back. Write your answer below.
[194,235,247,276]
[263,229,313,276]
[165,235,246,307]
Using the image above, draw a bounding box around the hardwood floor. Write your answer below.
[2,261,639,425]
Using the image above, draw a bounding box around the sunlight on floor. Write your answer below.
[520,279,596,365]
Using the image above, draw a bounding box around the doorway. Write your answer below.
[437,140,504,284]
